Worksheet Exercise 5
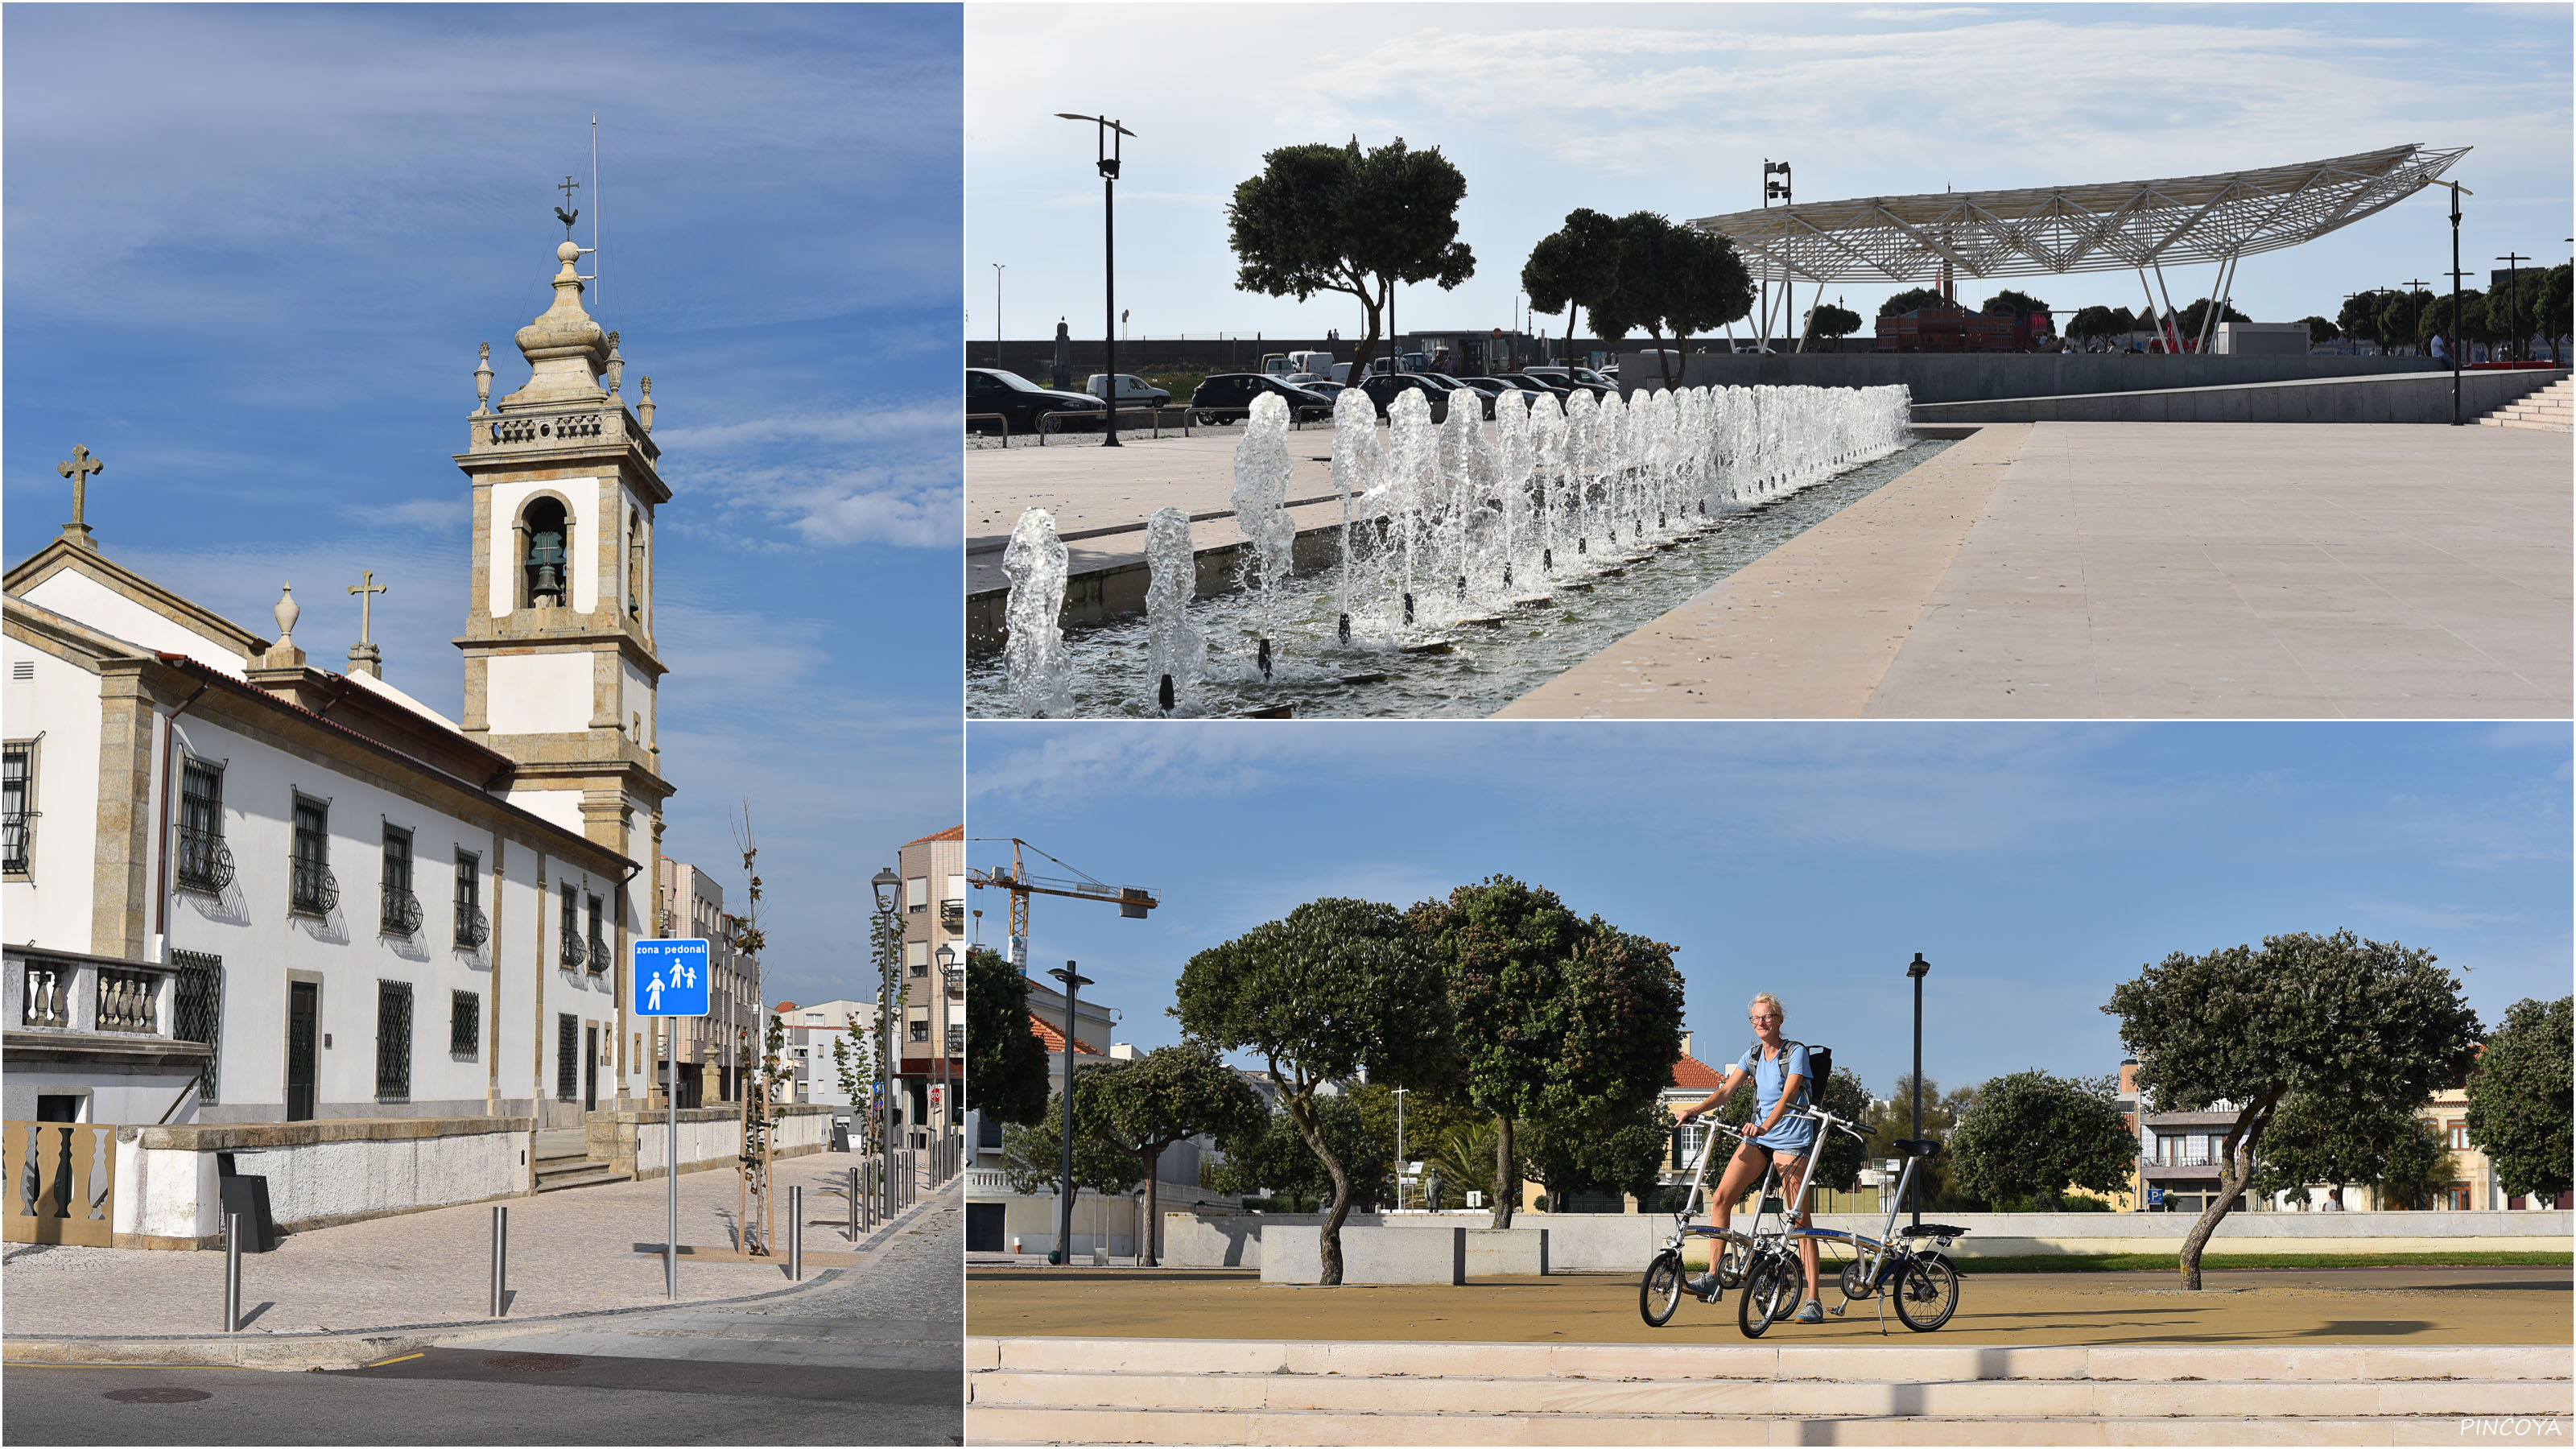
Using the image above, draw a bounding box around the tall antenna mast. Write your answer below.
[592,116,601,318]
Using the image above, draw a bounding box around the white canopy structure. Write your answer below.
[1692,143,2468,352]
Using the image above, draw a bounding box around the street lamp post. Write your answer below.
[1047,961,1093,1263]
[2498,252,2529,362]
[1905,952,1930,1230]
[993,263,1005,365]
[871,866,901,1220]
[1056,114,1133,448]
[2434,182,2473,423]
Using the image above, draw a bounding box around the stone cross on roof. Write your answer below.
[57,444,104,550]
[347,568,389,679]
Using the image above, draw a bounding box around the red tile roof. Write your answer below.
[1671,1053,1728,1091]
[903,825,965,847]
[1030,1012,1103,1057]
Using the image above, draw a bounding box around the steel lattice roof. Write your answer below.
[1690,143,2467,283]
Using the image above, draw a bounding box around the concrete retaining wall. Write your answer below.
[598,1103,833,1180]
[1261,1225,1466,1284]
[115,1116,534,1249]
[1913,366,2569,424]
[1623,352,2451,404]
[1172,1208,2571,1273]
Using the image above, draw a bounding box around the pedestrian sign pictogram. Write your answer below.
[633,939,711,1018]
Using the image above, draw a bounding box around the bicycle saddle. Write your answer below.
[1893,1138,1942,1158]
[1897,1222,1968,1238]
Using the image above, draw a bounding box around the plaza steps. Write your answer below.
[966,1336,2573,1445]
[2479,376,2572,431]
[530,1127,628,1195]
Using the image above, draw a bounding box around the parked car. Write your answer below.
[1496,372,1574,402]
[968,367,1107,435]
[1084,373,1171,408]
[1188,373,1336,424]
[1444,375,1550,416]
[1518,365,1615,399]
[1354,372,1451,423]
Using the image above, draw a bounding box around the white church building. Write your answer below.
[4,232,685,1247]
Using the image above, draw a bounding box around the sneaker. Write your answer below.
[1794,1299,1825,1323]
[1685,1272,1720,1299]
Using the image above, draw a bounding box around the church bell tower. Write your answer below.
[454,232,673,873]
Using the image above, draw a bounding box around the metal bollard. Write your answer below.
[848,1166,861,1242]
[223,1212,242,1333]
[790,1185,803,1281]
[490,1204,508,1317]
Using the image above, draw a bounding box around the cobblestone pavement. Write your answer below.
[2,1153,935,1339]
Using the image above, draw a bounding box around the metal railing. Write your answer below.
[381,886,423,938]
[455,906,490,951]
[290,857,338,916]
[559,932,587,969]
[1034,404,1194,444]
[586,935,610,974]
[175,826,235,894]
[95,968,159,1034]
[939,898,965,929]
[964,411,1012,443]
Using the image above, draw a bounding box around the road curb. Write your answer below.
[3,1181,959,1371]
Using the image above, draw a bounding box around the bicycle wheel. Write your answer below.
[1736,1254,1795,1340]
[1893,1255,1960,1332]
[1639,1249,1685,1327]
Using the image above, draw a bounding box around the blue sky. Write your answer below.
[968,722,2572,1096]
[4,5,962,1009]
[968,3,2573,341]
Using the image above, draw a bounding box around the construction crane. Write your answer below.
[967,838,1157,968]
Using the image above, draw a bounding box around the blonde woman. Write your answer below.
[1674,992,1824,1320]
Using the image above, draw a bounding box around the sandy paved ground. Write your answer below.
[2,1153,905,1338]
[1504,421,2572,718]
[966,1265,2571,1347]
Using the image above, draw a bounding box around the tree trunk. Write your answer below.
[1491,1113,1516,1229]
[2176,1093,2279,1290]
[1347,276,1389,382]
[1280,1090,1352,1286]
[1141,1141,1163,1268]
[1646,324,1674,392]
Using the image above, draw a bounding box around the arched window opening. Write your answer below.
[522,497,571,609]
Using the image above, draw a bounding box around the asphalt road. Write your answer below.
[5,1198,963,1446]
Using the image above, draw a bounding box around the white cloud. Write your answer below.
[657,401,957,550]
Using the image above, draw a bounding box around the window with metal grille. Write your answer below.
[3,741,32,876]
[451,990,479,1057]
[375,981,413,1101]
[909,1019,930,1043]
[453,852,486,949]
[585,894,607,973]
[555,1013,580,1100]
[379,827,421,936]
[290,798,336,914]
[558,883,584,968]
[175,760,233,893]
[171,950,223,1104]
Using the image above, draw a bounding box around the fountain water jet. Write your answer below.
[1001,507,1075,718]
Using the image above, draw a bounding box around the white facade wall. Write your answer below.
[483,652,593,737]
[19,571,250,679]
[2,639,104,948]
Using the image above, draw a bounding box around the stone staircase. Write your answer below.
[530,1126,628,1194]
[967,1337,2571,1444]
[2479,375,2572,431]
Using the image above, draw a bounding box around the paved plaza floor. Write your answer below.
[1502,421,2572,718]
[2,1152,910,1341]
[966,1264,2572,1347]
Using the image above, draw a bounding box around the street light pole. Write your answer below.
[2498,252,2529,362]
[1047,962,1092,1263]
[1905,952,1930,1230]
[993,263,1005,365]
[2435,182,2475,423]
[871,866,900,1221]
[1057,113,1132,448]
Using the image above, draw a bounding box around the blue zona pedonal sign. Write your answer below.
[632,938,712,1018]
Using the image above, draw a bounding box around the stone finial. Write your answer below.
[638,376,654,434]
[473,343,494,415]
[260,583,308,670]
[605,331,623,397]
[502,237,609,408]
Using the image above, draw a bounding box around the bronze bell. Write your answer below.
[528,530,567,605]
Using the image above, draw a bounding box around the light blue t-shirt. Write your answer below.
[1734,1042,1817,1152]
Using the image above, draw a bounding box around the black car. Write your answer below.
[1496,372,1574,402]
[1187,373,1336,424]
[1353,372,1452,423]
[1442,374,1553,418]
[967,367,1108,436]
[1517,365,1614,400]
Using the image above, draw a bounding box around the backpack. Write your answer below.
[1748,1038,1831,1112]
